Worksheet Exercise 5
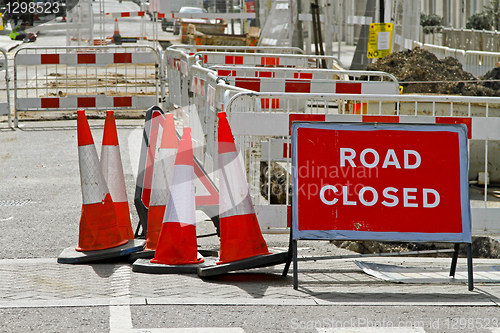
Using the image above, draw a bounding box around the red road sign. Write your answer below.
[291,122,471,243]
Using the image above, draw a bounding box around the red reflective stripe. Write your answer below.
[294,72,313,79]
[285,79,311,93]
[258,71,273,78]
[289,114,325,134]
[40,54,59,64]
[157,13,165,18]
[121,12,130,17]
[261,98,279,109]
[200,79,205,96]
[138,11,145,16]
[114,53,132,63]
[362,115,399,123]
[114,96,132,107]
[336,82,362,94]
[218,69,231,76]
[78,97,96,108]
[436,117,472,139]
[78,54,96,64]
[235,77,260,91]
[234,56,243,64]
[287,205,291,228]
[261,57,278,67]
[41,98,59,108]
[225,55,234,64]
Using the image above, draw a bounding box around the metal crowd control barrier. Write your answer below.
[415,41,500,77]
[0,49,12,129]
[216,68,399,95]
[14,45,161,126]
[222,92,500,234]
[196,52,344,70]
[169,45,305,54]
[164,46,323,110]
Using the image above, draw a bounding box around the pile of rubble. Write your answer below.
[366,46,500,96]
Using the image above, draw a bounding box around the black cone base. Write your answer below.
[197,251,289,278]
[57,239,145,264]
[132,257,218,274]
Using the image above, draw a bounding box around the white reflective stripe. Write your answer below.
[58,54,78,64]
[95,53,114,64]
[472,117,500,140]
[131,53,157,64]
[79,145,109,205]
[164,164,196,225]
[150,147,177,206]
[260,79,283,92]
[361,82,399,94]
[100,146,128,203]
[310,81,336,93]
[15,54,41,65]
[219,150,255,218]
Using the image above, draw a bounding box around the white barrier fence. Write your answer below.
[14,45,161,126]
[164,44,500,234]
[221,92,500,234]
[0,49,12,128]
[414,41,500,77]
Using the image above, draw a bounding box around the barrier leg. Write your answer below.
[468,243,474,291]
[282,228,293,277]
[449,243,460,277]
[293,239,298,290]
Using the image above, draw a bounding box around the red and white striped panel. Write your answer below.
[17,95,157,110]
[15,52,157,66]
[216,67,335,80]
[201,53,308,68]
[228,113,484,140]
[229,77,398,95]
[106,11,146,18]
[192,76,205,96]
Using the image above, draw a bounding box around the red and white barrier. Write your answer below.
[15,52,157,65]
[17,95,157,110]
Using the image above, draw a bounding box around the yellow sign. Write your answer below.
[0,14,3,31]
[367,23,393,59]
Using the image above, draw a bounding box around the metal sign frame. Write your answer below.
[284,121,473,291]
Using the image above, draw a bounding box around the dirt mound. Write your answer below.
[366,47,499,96]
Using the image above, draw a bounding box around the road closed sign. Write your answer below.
[291,122,471,243]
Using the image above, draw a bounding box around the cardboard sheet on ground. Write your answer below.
[354,260,500,284]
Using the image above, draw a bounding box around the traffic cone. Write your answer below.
[145,114,178,251]
[112,18,122,45]
[76,110,128,251]
[150,127,204,265]
[100,110,134,240]
[216,112,270,264]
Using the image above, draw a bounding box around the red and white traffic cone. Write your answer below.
[145,114,178,251]
[101,110,134,240]
[151,127,204,265]
[112,18,122,45]
[76,110,128,251]
[217,112,270,264]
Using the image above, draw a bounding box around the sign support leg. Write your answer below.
[293,239,298,290]
[282,227,293,277]
[449,243,460,277]
[467,243,474,291]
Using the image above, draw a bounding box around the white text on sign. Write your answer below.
[319,148,440,208]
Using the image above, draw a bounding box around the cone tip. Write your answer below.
[218,112,227,120]
[183,127,191,135]
[106,110,114,117]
